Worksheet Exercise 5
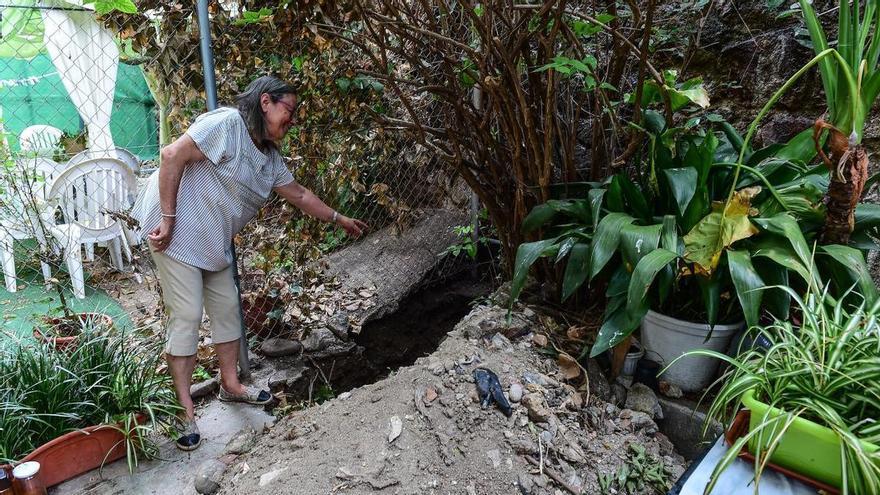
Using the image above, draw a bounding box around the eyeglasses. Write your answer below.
[276,99,296,117]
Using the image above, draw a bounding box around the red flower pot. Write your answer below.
[0,415,144,488]
[32,313,114,351]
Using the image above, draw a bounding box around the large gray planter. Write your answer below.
[640,310,742,392]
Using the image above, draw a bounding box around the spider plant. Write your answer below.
[0,327,179,470]
[675,284,880,494]
[797,0,877,245]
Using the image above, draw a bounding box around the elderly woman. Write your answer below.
[132,76,367,451]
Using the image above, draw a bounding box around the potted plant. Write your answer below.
[0,327,179,486]
[32,311,114,350]
[677,284,880,493]
[511,112,878,391]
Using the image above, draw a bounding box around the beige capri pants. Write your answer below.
[152,251,242,356]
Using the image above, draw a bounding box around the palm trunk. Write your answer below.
[814,121,869,245]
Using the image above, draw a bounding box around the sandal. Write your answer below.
[175,419,203,451]
[218,385,273,405]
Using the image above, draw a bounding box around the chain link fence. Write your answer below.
[0,2,490,366]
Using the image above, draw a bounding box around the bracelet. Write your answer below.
[161,212,177,218]
[331,211,339,223]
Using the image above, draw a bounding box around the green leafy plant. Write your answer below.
[510,110,878,358]
[598,443,672,494]
[441,225,489,260]
[0,328,179,470]
[795,0,876,245]
[676,285,880,494]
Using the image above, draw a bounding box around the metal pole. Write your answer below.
[195,0,251,380]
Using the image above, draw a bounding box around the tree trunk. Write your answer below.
[814,122,869,245]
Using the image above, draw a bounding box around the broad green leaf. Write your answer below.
[555,237,577,263]
[663,168,698,216]
[92,0,138,14]
[522,204,558,234]
[619,224,662,268]
[626,248,679,313]
[752,240,813,285]
[684,187,761,275]
[590,213,636,280]
[753,213,813,269]
[855,203,880,230]
[588,188,606,231]
[669,85,710,110]
[773,127,820,164]
[561,243,591,301]
[606,177,625,212]
[697,272,722,327]
[819,245,878,305]
[753,259,790,320]
[661,215,679,252]
[728,250,765,328]
[590,296,646,357]
[617,174,650,220]
[509,239,557,306]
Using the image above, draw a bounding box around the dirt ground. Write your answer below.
[214,304,687,495]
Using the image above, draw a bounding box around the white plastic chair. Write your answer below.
[65,147,142,255]
[19,125,64,158]
[0,157,65,293]
[47,157,136,299]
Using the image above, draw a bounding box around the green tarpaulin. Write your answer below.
[0,3,158,160]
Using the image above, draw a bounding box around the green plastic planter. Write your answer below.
[742,390,879,488]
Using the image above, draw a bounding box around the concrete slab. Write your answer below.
[52,395,276,495]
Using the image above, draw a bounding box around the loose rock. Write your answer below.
[260,338,302,357]
[301,327,337,353]
[224,428,257,456]
[521,394,552,423]
[194,459,227,494]
[191,377,219,400]
[509,383,523,403]
[625,383,660,418]
[259,467,288,487]
[388,415,403,443]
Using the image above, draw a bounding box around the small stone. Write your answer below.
[194,459,227,494]
[190,377,219,400]
[268,367,306,390]
[625,383,660,418]
[659,381,683,399]
[302,327,337,353]
[508,438,538,455]
[260,338,302,357]
[539,430,554,445]
[655,432,675,456]
[611,383,627,406]
[629,411,656,430]
[508,383,523,403]
[388,416,403,443]
[424,386,439,403]
[490,332,512,350]
[224,428,257,455]
[516,473,536,495]
[259,467,287,487]
[586,359,611,401]
[521,394,552,423]
[486,449,502,469]
[338,391,352,400]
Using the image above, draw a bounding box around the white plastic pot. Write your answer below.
[640,310,742,392]
[621,339,644,377]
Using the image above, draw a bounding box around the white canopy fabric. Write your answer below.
[40,1,118,153]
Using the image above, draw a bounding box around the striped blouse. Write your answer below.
[131,107,294,271]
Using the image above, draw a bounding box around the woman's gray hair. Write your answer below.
[234,75,297,148]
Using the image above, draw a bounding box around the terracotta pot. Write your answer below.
[32,313,114,351]
[0,414,144,488]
